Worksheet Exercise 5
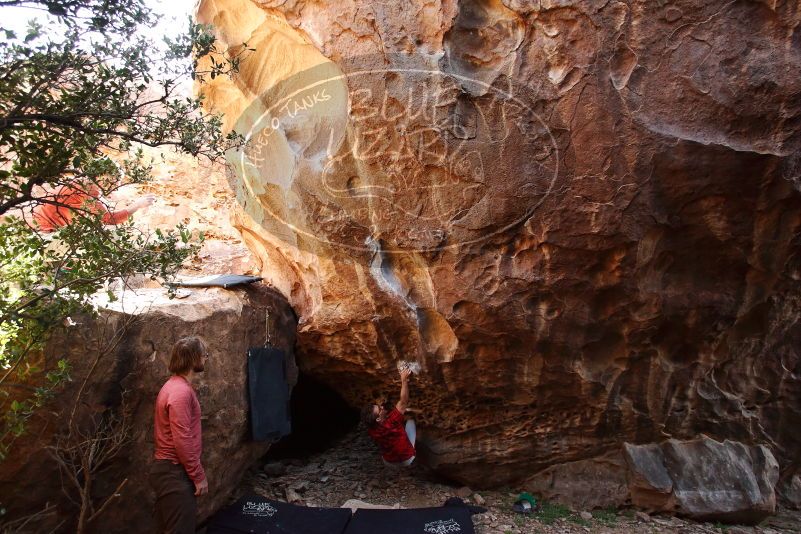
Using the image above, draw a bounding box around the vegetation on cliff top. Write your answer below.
[0,0,245,461]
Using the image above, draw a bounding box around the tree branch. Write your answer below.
[88,478,128,525]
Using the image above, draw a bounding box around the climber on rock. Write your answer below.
[361,365,417,467]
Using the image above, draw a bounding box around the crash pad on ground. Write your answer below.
[206,495,482,534]
[207,495,352,534]
[343,504,475,534]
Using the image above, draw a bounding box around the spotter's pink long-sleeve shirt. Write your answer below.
[31,184,131,232]
[153,375,206,485]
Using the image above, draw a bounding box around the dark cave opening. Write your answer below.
[264,371,360,460]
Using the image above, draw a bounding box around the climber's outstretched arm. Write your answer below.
[395,366,412,414]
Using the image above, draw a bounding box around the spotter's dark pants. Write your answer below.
[149,460,196,534]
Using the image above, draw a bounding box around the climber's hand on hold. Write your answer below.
[195,477,208,496]
[399,366,412,382]
[397,366,411,413]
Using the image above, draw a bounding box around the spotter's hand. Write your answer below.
[130,194,155,212]
[194,477,209,496]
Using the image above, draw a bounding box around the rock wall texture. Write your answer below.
[0,285,297,532]
[196,0,801,500]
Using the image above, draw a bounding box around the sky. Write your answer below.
[2,0,196,46]
[3,0,200,95]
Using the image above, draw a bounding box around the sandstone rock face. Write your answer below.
[197,0,801,494]
[624,437,780,524]
[110,147,261,276]
[0,285,296,532]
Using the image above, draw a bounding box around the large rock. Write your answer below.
[196,0,801,493]
[0,285,296,532]
[524,452,629,510]
[779,475,801,510]
[624,437,780,524]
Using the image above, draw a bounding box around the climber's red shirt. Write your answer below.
[367,408,415,463]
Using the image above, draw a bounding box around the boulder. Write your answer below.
[0,285,297,532]
[523,453,629,510]
[623,442,676,512]
[624,437,780,524]
[196,0,801,497]
[778,475,801,510]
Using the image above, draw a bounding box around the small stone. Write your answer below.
[262,462,286,476]
[455,486,473,498]
[635,511,651,523]
[320,475,330,483]
[579,511,593,521]
[285,487,302,504]
[290,480,309,493]
[473,493,485,506]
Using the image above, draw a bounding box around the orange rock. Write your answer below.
[197,0,801,497]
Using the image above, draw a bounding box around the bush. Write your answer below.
[0,0,245,459]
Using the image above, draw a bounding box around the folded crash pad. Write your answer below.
[248,346,291,441]
[207,495,352,534]
[344,505,476,534]
[173,274,263,289]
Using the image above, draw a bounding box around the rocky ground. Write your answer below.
[228,430,801,534]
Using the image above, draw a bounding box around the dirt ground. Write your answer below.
[230,430,801,534]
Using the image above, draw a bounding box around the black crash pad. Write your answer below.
[344,505,476,534]
[207,495,352,534]
[173,274,263,289]
[248,346,291,442]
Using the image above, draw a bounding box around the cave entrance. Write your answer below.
[264,371,359,460]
